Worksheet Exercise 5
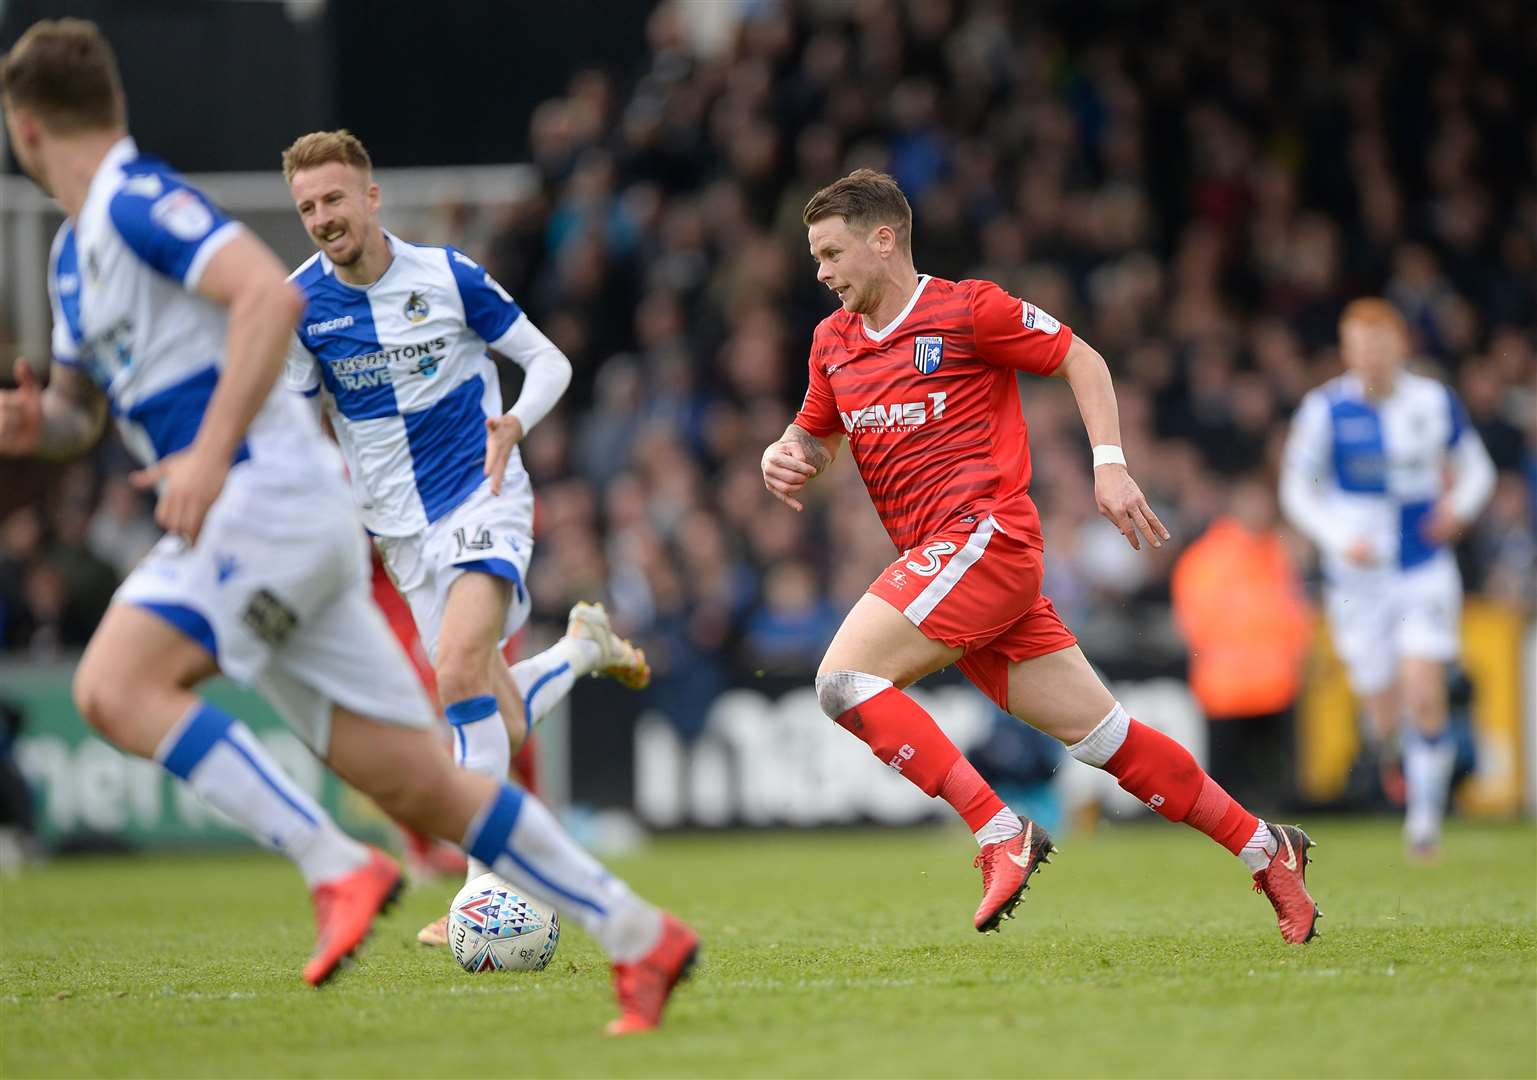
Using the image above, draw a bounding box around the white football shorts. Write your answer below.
[1324,555,1463,696]
[373,467,534,660]
[114,468,435,752]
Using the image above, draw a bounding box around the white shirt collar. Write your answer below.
[862,274,931,342]
[324,228,399,288]
[81,135,139,219]
[1342,370,1400,404]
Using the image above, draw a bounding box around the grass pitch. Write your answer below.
[2,818,1534,1078]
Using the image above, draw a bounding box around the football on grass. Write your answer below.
[447,873,560,973]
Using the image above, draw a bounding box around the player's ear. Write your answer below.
[365,181,381,212]
[872,223,895,257]
[8,106,41,149]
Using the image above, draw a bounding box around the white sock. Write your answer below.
[510,637,601,729]
[1238,820,1278,873]
[445,695,512,779]
[463,783,663,963]
[156,702,368,888]
[1066,702,1131,765]
[975,806,1023,847]
[445,694,512,881]
[1404,728,1456,845]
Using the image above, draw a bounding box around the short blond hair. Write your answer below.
[281,129,372,183]
[803,169,912,251]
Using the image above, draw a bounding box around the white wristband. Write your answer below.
[1092,444,1126,468]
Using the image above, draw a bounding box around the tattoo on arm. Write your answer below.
[38,366,108,461]
[785,423,833,474]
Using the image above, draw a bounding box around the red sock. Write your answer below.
[834,686,1005,831]
[1103,719,1257,854]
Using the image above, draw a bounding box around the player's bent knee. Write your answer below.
[71,663,157,747]
[815,670,894,720]
[71,667,114,736]
[70,649,135,734]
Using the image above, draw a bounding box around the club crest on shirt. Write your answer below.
[914,335,944,375]
[404,290,430,324]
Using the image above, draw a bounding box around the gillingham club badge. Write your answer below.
[914,335,944,374]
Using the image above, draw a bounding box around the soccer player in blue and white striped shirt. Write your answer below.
[281,130,651,946]
[0,22,695,1030]
[1282,298,1495,858]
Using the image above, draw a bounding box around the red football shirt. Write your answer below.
[793,276,1072,552]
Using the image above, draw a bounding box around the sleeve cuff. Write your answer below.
[183,221,244,290]
[1039,326,1075,374]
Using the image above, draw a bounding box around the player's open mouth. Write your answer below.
[320,229,346,245]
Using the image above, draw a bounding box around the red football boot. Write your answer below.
[302,848,403,986]
[1252,823,1321,944]
[605,913,700,1036]
[973,819,1056,932]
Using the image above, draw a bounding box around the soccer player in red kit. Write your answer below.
[761,170,1320,944]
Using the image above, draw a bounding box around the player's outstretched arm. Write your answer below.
[130,232,304,541]
[1053,336,1169,551]
[0,358,107,461]
[761,423,840,512]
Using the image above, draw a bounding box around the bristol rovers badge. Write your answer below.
[914,335,943,374]
[404,290,430,324]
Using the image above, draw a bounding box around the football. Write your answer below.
[446,873,560,973]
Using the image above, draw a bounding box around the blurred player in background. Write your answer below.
[0,20,696,1032]
[762,170,1319,943]
[280,130,650,946]
[1281,299,1495,859]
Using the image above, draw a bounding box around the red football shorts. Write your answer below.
[866,514,1077,710]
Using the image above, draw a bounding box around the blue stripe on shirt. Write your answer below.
[445,247,521,343]
[123,365,250,465]
[1328,396,1388,494]
[304,280,398,421]
[51,225,85,353]
[1398,499,1439,569]
[403,374,487,522]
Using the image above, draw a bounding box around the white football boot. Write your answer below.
[567,602,651,690]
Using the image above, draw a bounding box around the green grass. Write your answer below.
[2,818,1534,1078]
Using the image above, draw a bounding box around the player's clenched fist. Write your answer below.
[761,439,818,512]
[1094,462,1169,551]
[0,358,45,456]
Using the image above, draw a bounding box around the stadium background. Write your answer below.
[1,0,1533,856]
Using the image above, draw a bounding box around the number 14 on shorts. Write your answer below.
[453,527,494,557]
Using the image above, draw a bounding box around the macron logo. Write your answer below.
[308,315,355,336]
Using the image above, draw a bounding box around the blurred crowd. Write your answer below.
[4,1,1534,743]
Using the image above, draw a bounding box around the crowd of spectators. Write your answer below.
[4,1,1534,744]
